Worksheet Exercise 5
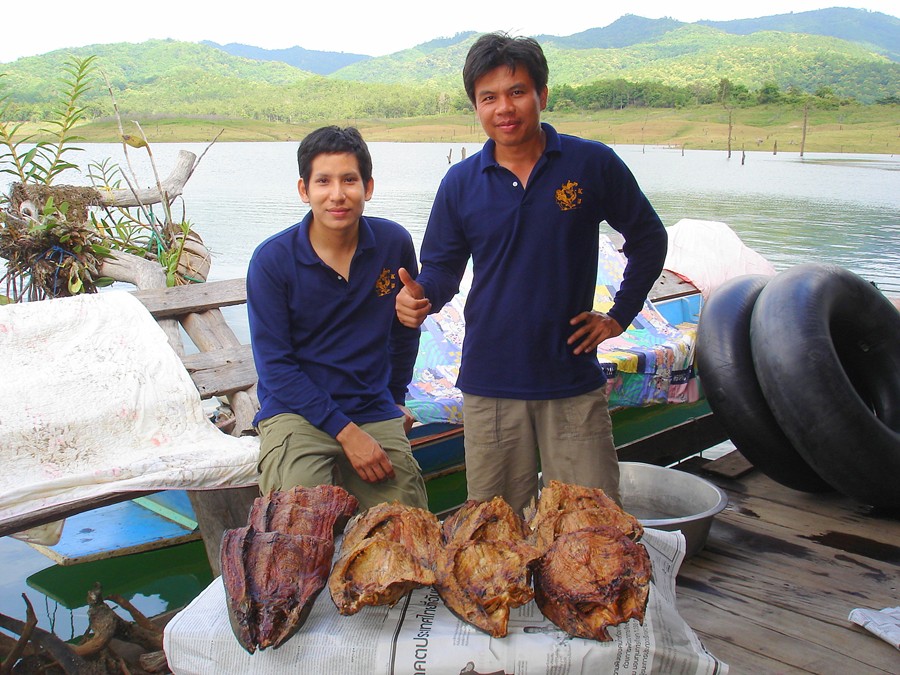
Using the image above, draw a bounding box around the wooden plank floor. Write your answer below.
[674,450,900,674]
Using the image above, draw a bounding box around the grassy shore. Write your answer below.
[20,103,900,155]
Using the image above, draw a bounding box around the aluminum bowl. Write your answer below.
[619,461,728,558]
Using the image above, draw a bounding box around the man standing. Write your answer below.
[396,33,667,513]
[248,125,427,511]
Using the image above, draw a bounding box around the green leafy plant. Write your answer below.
[1,55,205,302]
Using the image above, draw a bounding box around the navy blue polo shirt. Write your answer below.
[417,123,666,400]
[247,213,420,437]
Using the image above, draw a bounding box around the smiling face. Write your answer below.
[474,64,548,154]
[298,151,374,239]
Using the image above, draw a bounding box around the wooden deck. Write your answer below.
[675,449,899,674]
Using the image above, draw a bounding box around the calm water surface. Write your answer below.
[24,141,898,291]
[1,141,898,637]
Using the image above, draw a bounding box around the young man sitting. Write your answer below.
[247,125,427,511]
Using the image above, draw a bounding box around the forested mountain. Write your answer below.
[201,41,370,74]
[1,8,897,123]
[329,25,898,102]
[698,7,900,62]
[536,8,899,62]
[537,15,687,50]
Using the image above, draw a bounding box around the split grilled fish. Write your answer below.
[533,525,652,641]
[329,502,442,615]
[434,497,540,638]
[221,527,334,652]
[221,484,359,653]
[528,481,651,641]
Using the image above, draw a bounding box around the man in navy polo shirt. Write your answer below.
[247,126,427,511]
[396,33,667,514]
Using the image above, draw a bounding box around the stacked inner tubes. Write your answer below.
[697,263,900,510]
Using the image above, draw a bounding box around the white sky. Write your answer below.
[1,1,897,63]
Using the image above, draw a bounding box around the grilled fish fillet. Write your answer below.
[221,527,334,652]
[434,497,540,638]
[533,525,652,641]
[329,502,442,615]
[220,484,357,652]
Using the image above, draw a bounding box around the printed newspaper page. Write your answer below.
[164,528,727,674]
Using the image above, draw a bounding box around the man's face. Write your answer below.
[473,65,547,149]
[298,152,373,235]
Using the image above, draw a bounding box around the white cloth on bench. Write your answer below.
[0,291,258,531]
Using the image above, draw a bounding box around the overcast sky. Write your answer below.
[1,1,897,63]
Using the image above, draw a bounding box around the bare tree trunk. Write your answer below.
[727,107,733,159]
[800,103,809,158]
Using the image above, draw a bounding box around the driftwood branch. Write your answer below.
[0,595,37,675]
[96,149,196,208]
[0,587,166,674]
[71,585,163,658]
[0,604,87,674]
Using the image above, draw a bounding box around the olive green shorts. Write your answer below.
[256,413,428,512]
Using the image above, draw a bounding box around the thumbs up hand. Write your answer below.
[396,267,432,328]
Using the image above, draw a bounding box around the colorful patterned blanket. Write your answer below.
[406,235,699,424]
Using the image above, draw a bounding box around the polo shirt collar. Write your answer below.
[294,211,376,266]
[478,122,562,172]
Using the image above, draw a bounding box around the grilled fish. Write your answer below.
[533,524,652,641]
[434,497,540,638]
[220,484,358,652]
[329,502,442,615]
[221,527,334,652]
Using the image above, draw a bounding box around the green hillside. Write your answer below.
[0,40,452,122]
[329,24,898,102]
[699,7,900,62]
[1,9,898,125]
[544,26,899,102]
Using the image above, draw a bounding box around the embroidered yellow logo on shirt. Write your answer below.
[556,180,583,211]
[375,268,397,296]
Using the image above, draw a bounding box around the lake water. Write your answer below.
[1,141,899,640]
[11,140,897,291]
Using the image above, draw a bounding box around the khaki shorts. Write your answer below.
[256,413,428,512]
[462,387,620,514]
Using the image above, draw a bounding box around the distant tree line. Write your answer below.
[546,77,874,111]
[2,69,893,125]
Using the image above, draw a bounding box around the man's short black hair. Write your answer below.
[297,126,373,185]
[462,32,549,105]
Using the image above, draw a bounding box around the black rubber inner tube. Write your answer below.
[696,274,832,492]
[750,263,900,510]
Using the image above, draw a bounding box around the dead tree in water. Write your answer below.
[726,106,734,159]
[800,103,809,157]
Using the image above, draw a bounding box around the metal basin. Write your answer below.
[619,462,728,558]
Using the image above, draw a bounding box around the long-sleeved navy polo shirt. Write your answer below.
[247,212,420,437]
[416,123,667,400]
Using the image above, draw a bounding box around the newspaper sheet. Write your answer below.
[164,528,727,674]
